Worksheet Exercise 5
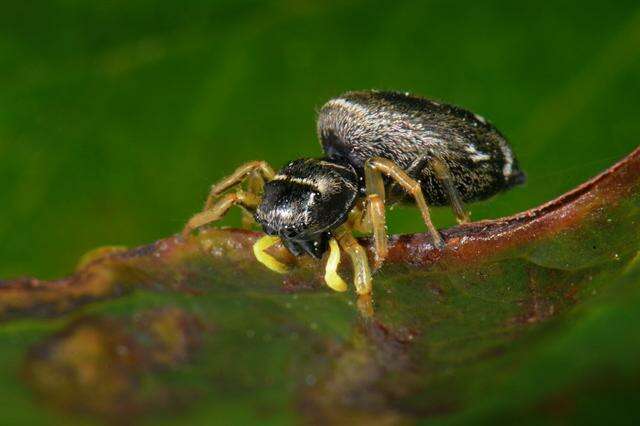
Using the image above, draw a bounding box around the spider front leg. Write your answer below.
[241,170,268,228]
[347,199,373,233]
[182,190,261,238]
[203,161,275,210]
[182,160,275,236]
[365,157,443,268]
[326,224,374,318]
[333,225,372,295]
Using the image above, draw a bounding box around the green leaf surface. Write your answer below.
[0,148,637,425]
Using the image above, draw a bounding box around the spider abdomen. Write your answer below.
[317,90,525,205]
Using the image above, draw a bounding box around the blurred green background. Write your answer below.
[1,0,639,280]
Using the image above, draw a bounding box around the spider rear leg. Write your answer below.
[364,157,443,268]
[432,159,470,224]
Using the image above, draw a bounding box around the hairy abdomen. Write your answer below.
[317,90,525,205]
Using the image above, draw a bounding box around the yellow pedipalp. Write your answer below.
[253,235,290,274]
[324,238,348,292]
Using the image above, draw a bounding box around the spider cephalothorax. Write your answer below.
[255,158,358,258]
[182,90,525,315]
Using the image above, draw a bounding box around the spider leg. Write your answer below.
[183,161,275,235]
[333,225,372,295]
[365,157,443,267]
[333,224,374,318]
[241,170,267,229]
[386,154,430,196]
[182,190,260,237]
[431,159,470,224]
[203,160,275,210]
[347,199,372,233]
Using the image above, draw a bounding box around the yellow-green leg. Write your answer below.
[182,161,275,236]
[365,157,443,267]
[203,161,274,210]
[182,190,260,237]
[347,199,372,233]
[326,224,374,318]
[241,170,268,228]
[333,225,372,295]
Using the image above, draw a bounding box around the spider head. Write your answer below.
[255,158,359,258]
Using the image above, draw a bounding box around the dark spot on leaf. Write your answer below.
[23,307,207,420]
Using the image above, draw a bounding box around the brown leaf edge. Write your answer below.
[0,146,638,319]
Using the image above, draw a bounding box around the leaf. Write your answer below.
[0,147,639,424]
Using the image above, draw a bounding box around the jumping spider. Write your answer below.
[183,90,525,314]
